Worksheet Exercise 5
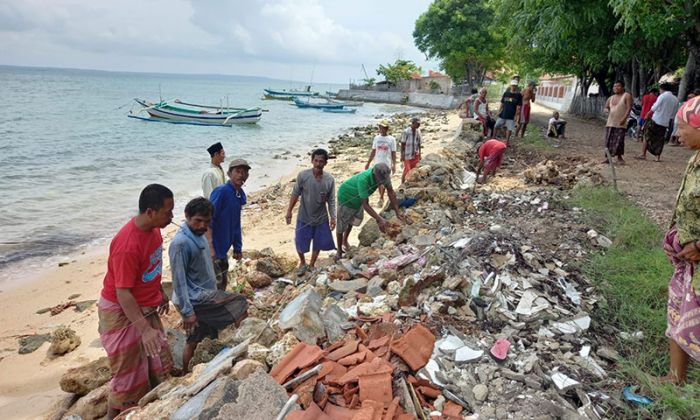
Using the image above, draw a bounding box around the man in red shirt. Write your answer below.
[476,139,508,184]
[638,87,659,139]
[98,184,174,418]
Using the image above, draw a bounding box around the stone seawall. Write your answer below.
[337,89,461,109]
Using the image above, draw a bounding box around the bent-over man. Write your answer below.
[475,139,507,184]
[170,197,248,372]
[98,184,174,419]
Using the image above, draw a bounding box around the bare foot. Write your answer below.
[634,155,646,160]
[600,159,610,164]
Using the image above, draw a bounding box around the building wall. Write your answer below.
[336,89,460,109]
[536,78,577,112]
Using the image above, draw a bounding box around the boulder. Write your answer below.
[328,278,368,294]
[247,271,273,288]
[231,317,277,347]
[18,334,51,354]
[49,326,81,355]
[255,257,286,278]
[215,370,294,420]
[64,384,108,420]
[358,218,381,246]
[59,357,112,396]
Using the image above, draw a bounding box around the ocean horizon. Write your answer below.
[0,65,418,285]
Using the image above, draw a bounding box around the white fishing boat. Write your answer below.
[129,99,262,125]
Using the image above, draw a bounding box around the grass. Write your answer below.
[571,186,700,418]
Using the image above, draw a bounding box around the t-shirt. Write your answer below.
[210,182,247,258]
[371,135,396,167]
[400,127,422,161]
[292,169,336,226]
[479,139,507,161]
[101,218,164,307]
[337,168,390,210]
[651,91,680,127]
[641,93,657,120]
[499,90,523,120]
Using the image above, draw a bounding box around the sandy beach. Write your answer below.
[0,110,462,419]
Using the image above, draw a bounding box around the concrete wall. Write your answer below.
[336,89,460,109]
[536,79,577,112]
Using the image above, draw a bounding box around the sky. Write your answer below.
[0,0,442,83]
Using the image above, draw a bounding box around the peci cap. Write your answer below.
[207,142,223,156]
[378,119,390,128]
[373,163,392,187]
[228,158,251,170]
[411,117,421,124]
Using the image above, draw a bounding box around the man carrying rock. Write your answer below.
[335,163,409,260]
[285,149,337,276]
[170,197,248,372]
[98,184,174,419]
[202,142,226,199]
[208,158,251,290]
[475,139,508,184]
[400,117,422,183]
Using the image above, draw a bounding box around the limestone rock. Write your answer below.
[60,357,112,396]
[231,317,277,347]
[367,276,385,297]
[64,384,108,420]
[473,384,489,402]
[246,271,273,288]
[230,359,265,380]
[246,343,271,366]
[215,370,293,420]
[328,278,368,293]
[189,338,226,371]
[18,334,51,354]
[266,332,300,367]
[49,326,81,355]
[255,257,285,278]
[358,218,381,246]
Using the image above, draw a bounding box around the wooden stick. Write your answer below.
[407,380,428,420]
[604,149,618,192]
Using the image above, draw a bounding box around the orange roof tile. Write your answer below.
[338,358,394,385]
[339,351,367,366]
[287,402,334,420]
[359,372,393,404]
[416,386,441,399]
[328,340,360,361]
[383,397,400,420]
[441,400,463,419]
[270,342,326,384]
[325,403,361,420]
[368,336,390,350]
[391,324,435,371]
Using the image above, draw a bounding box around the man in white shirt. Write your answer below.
[400,117,422,183]
[365,120,397,205]
[637,83,679,161]
[202,142,226,198]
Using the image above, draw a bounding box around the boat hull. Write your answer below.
[264,88,319,97]
[134,99,262,125]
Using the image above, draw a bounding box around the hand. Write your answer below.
[285,212,292,225]
[620,119,627,127]
[330,218,336,231]
[233,251,243,261]
[377,217,388,233]
[663,240,677,258]
[676,241,700,262]
[183,314,198,335]
[158,295,170,315]
[140,326,164,359]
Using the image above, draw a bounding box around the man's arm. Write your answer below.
[361,199,386,231]
[285,194,299,225]
[365,149,376,169]
[115,288,164,358]
[169,245,196,333]
[386,186,408,223]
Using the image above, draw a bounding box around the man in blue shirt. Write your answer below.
[208,158,250,291]
[170,197,248,372]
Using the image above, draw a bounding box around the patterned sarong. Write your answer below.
[664,228,700,362]
[484,149,505,174]
[98,297,173,411]
[644,119,666,157]
[605,126,626,157]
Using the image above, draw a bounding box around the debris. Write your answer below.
[59,357,112,396]
[18,333,51,354]
[623,385,653,407]
[391,324,436,370]
[472,384,488,402]
[230,359,265,380]
[551,372,580,391]
[490,339,511,362]
[455,346,484,363]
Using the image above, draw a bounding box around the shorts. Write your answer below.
[520,103,531,124]
[402,155,421,179]
[295,219,336,253]
[188,293,249,344]
[495,118,515,131]
[337,204,364,233]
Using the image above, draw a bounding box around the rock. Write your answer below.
[18,334,51,354]
[189,338,226,370]
[74,300,96,312]
[255,257,285,278]
[246,343,271,365]
[328,278,368,293]
[49,326,81,355]
[167,328,187,371]
[367,276,385,297]
[358,218,381,246]
[473,384,489,402]
[267,332,300,367]
[596,346,620,362]
[278,289,325,344]
[59,357,112,396]
[247,271,273,288]
[215,370,294,420]
[230,359,265,380]
[387,281,401,295]
[596,235,613,248]
[321,304,348,343]
[64,384,108,420]
[231,317,277,347]
[171,376,240,420]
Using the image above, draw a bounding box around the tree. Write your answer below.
[376,59,422,85]
[413,0,502,86]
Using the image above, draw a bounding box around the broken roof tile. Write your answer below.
[373,346,389,357]
[441,400,463,419]
[339,350,367,366]
[359,372,393,404]
[328,340,360,361]
[270,342,325,384]
[383,397,400,420]
[391,324,435,371]
[324,403,360,420]
[416,385,441,399]
[338,358,393,385]
[287,402,334,420]
[361,399,385,420]
[368,336,390,350]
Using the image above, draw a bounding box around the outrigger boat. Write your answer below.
[263,87,319,100]
[129,99,262,125]
[292,97,344,109]
[322,107,357,114]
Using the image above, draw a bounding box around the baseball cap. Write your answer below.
[510,79,519,86]
[373,163,392,187]
[228,158,251,170]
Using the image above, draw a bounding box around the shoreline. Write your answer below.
[0,109,461,418]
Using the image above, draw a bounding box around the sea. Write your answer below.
[0,65,419,285]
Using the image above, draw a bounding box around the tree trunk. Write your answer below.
[631,61,639,98]
[594,69,611,97]
[639,62,647,93]
[679,49,697,101]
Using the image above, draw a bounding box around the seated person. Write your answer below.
[547,112,567,144]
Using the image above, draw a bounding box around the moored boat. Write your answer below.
[131,99,262,125]
[263,87,319,99]
[322,107,357,114]
[292,97,344,109]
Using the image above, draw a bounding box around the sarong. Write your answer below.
[402,155,421,180]
[664,228,700,362]
[295,219,336,253]
[189,292,249,343]
[98,297,173,411]
[604,127,626,157]
[484,150,505,174]
[644,119,666,157]
[520,103,531,124]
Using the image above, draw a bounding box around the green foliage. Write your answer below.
[428,80,441,91]
[376,59,421,85]
[362,77,376,87]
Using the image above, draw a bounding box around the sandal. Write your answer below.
[295,264,309,277]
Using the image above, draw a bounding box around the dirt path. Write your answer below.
[524,102,692,225]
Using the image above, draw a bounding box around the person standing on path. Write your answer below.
[637,83,679,162]
[285,149,337,276]
[602,81,633,164]
[98,184,174,419]
[516,81,537,138]
[169,197,249,373]
[400,117,422,183]
[660,95,700,385]
[474,88,495,138]
[207,158,250,291]
[365,120,397,205]
[637,87,659,140]
[494,80,523,144]
[202,142,226,199]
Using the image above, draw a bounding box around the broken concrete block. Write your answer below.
[328,278,368,293]
[59,356,112,396]
[279,289,322,330]
[215,370,297,419]
[366,276,385,297]
[321,304,348,343]
[230,359,265,380]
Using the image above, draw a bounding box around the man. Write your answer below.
[494,80,523,144]
[202,142,226,199]
[516,81,537,138]
[547,111,567,146]
[603,81,633,164]
[365,120,397,205]
[170,197,249,372]
[458,88,479,118]
[208,158,250,290]
[285,149,337,276]
[638,87,659,140]
[336,163,409,260]
[400,117,422,183]
[473,88,495,137]
[98,184,174,419]
[671,89,700,145]
[637,83,679,161]
[475,139,507,184]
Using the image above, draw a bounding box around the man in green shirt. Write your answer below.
[335,163,408,260]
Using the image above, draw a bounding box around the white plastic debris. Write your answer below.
[552,315,591,334]
[515,290,538,315]
[452,237,471,248]
[460,170,477,190]
[437,335,466,353]
[579,345,591,358]
[557,278,581,305]
[454,346,484,363]
[551,372,580,391]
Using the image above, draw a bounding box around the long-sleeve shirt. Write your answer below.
[169,223,218,317]
[210,182,246,258]
[202,163,226,199]
[651,91,679,127]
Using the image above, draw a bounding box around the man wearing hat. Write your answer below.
[516,81,537,138]
[335,163,408,261]
[202,142,226,199]
[365,120,397,205]
[400,117,422,183]
[495,80,523,144]
[207,158,250,290]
